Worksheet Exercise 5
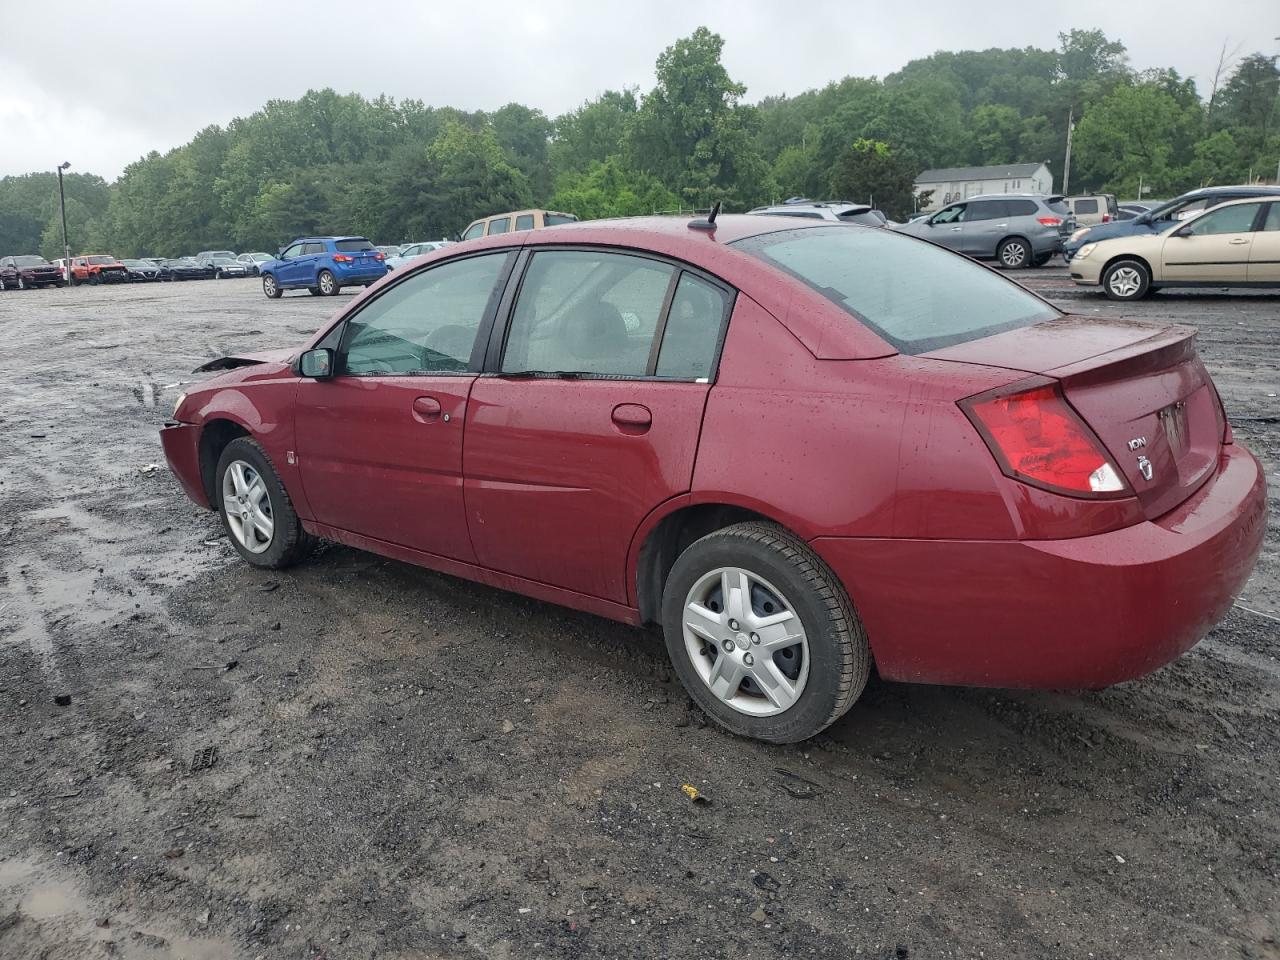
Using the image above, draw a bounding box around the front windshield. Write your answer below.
[732,226,1058,354]
[14,255,49,266]
[87,256,115,265]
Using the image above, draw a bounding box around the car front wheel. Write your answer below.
[661,522,870,743]
[216,437,313,569]
[262,274,282,299]
[1102,259,1151,301]
[997,238,1030,269]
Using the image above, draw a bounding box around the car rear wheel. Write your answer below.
[317,269,338,296]
[997,238,1030,269]
[262,274,282,299]
[1102,259,1150,301]
[661,521,870,743]
[216,437,313,569]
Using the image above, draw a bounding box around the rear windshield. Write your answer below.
[1046,198,1070,215]
[335,239,375,252]
[731,226,1058,354]
[14,255,48,266]
[544,214,578,226]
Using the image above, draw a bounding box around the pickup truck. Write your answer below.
[69,255,130,285]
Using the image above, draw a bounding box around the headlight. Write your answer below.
[1070,227,1091,243]
[1075,243,1097,260]
[172,392,187,419]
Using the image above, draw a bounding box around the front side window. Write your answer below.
[655,274,730,379]
[514,214,535,231]
[1182,203,1262,236]
[931,204,966,224]
[341,253,509,376]
[487,218,511,235]
[462,222,485,240]
[732,226,1058,354]
[501,251,674,377]
[280,244,303,259]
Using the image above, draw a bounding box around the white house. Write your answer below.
[913,163,1054,212]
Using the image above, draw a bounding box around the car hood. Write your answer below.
[193,348,296,373]
[1075,219,1158,245]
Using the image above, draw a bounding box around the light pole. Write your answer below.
[56,161,71,283]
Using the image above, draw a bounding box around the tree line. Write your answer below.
[1,26,1277,259]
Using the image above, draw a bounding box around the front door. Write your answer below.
[1160,201,1262,284]
[275,242,306,286]
[464,249,733,602]
[1247,202,1280,283]
[926,203,968,253]
[959,198,1006,257]
[293,250,514,560]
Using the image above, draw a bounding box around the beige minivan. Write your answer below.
[1064,194,1120,227]
[461,209,578,241]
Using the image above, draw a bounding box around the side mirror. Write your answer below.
[298,348,335,380]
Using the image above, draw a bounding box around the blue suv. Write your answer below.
[260,236,388,299]
[1063,185,1280,260]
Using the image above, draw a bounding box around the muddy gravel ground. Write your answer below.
[1,268,1277,960]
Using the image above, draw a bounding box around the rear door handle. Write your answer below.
[950,227,962,232]
[611,403,652,433]
[412,396,442,422]
[1228,238,1249,245]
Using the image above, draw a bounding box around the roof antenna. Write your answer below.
[687,201,721,231]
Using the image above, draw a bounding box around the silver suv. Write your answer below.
[895,194,1074,268]
[748,198,890,227]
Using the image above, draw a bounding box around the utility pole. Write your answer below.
[57,161,71,283]
[1062,108,1074,195]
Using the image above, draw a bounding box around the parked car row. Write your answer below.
[0,250,285,290]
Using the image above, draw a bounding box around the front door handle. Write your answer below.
[1228,238,1249,245]
[611,403,652,434]
[951,227,962,232]
[412,396,442,422]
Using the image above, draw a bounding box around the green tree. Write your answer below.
[547,157,679,220]
[828,139,918,218]
[1073,80,1202,195]
[551,89,637,174]
[490,103,554,198]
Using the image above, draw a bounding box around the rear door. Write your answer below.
[1247,202,1280,283]
[294,251,515,560]
[463,248,733,602]
[961,199,1006,256]
[1160,201,1263,284]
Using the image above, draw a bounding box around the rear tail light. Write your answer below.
[332,254,354,263]
[1102,214,1111,223]
[373,251,385,261]
[1037,216,1062,226]
[961,379,1130,498]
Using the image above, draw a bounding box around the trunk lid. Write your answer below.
[926,316,1223,519]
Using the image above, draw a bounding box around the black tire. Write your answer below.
[215,437,314,570]
[317,269,339,296]
[17,276,26,290]
[660,521,870,744]
[997,237,1031,269]
[262,274,282,299]
[1101,259,1151,301]
[90,272,101,285]
[1032,252,1052,268]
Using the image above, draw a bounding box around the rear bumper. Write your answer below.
[160,421,210,509]
[334,264,387,283]
[813,442,1267,689]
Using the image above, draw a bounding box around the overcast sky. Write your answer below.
[2,0,1277,181]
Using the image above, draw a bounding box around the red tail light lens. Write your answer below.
[1102,214,1111,223]
[962,380,1130,497]
[332,254,354,263]
[1037,216,1062,226]
[373,251,385,260]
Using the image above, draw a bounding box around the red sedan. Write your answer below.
[161,215,1266,743]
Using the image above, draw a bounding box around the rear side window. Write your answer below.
[514,214,535,231]
[1261,204,1280,231]
[965,201,1004,221]
[335,239,375,252]
[1074,199,1099,214]
[501,251,674,377]
[462,222,485,241]
[656,274,730,379]
[341,253,509,375]
[302,242,326,255]
[1046,198,1070,215]
[544,214,577,226]
[732,226,1058,354]
[1006,200,1038,216]
[487,218,511,235]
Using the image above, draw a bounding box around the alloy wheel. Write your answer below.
[1001,242,1027,267]
[221,460,274,554]
[682,566,810,717]
[319,272,335,295]
[1108,267,1142,298]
